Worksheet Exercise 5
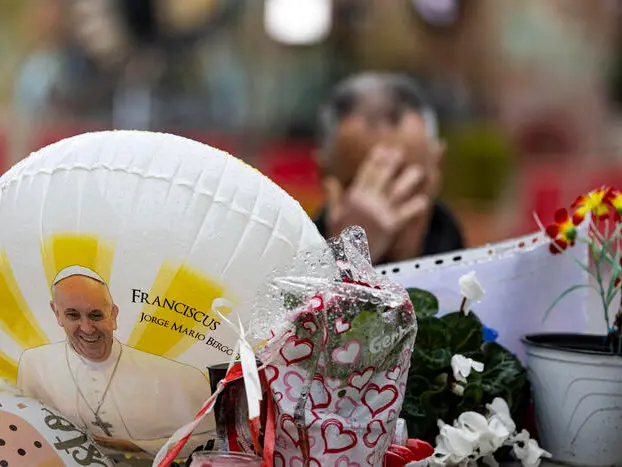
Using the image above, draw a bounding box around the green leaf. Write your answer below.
[543,283,598,322]
[440,312,484,354]
[605,249,622,306]
[414,316,450,350]
[479,342,527,410]
[407,288,439,317]
[401,394,428,418]
[572,257,599,282]
[420,373,450,413]
[405,374,431,395]
[412,347,453,371]
[403,288,531,443]
[457,381,484,413]
[401,375,450,442]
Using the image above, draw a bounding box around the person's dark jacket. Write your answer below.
[313,201,464,264]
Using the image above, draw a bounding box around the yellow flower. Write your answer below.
[571,187,610,224]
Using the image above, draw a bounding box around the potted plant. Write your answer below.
[401,272,550,466]
[523,186,622,466]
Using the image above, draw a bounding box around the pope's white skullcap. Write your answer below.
[52,265,106,287]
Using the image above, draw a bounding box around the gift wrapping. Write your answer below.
[255,227,418,466]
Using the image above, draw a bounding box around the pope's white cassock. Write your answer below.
[17,338,215,457]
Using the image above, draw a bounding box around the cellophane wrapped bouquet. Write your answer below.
[250,226,418,466]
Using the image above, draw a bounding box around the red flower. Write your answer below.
[604,188,622,221]
[546,208,578,254]
[571,187,611,224]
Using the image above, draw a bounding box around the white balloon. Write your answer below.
[0,130,325,457]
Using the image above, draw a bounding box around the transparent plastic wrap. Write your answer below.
[250,227,418,466]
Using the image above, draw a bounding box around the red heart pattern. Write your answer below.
[325,376,342,392]
[274,452,286,467]
[280,414,299,447]
[265,365,279,385]
[366,439,388,466]
[279,335,314,365]
[268,285,416,466]
[302,316,318,334]
[363,419,387,448]
[332,340,361,365]
[309,375,331,410]
[336,456,362,467]
[346,366,374,391]
[321,419,358,454]
[385,365,401,382]
[334,317,351,334]
[362,383,399,417]
[309,295,324,309]
[283,371,305,402]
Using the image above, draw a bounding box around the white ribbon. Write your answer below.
[152,298,263,466]
[211,298,263,420]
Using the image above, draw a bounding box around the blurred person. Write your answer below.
[314,72,464,264]
[13,0,66,119]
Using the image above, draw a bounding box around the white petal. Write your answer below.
[511,429,531,444]
[487,416,511,440]
[471,360,484,372]
[452,382,465,396]
[440,424,479,459]
[457,411,489,433]
[482,453,500,467]
[487,397,516,433]
[451,354,470,382]
[488,397,510,416]
[459,271,485,302]
[513,438,552,467]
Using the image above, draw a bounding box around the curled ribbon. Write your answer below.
[153,298,264,466]
[211,298,263,420]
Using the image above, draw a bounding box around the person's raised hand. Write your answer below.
[325,145,428,264]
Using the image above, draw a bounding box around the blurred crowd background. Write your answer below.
[3,0,622,248]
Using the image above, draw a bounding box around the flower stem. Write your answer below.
[460,297,467,314]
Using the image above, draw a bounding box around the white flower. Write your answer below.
[433,420,480,464]
[451,354,484,383]
[456,411,508,456]
[486,397,516,434]
[511,430,551,467]
[459,271,485,310]
[482,453,500,467]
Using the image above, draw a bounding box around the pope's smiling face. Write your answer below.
[51,275,118,362]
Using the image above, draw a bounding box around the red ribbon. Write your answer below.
[158,364,245,466]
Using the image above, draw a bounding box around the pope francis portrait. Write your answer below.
[17,266,214,457]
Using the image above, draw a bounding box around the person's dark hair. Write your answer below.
[317,72,438,163]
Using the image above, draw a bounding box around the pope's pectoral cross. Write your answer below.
[92,415,113,437]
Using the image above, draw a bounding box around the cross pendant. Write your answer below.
[92,415,113,437]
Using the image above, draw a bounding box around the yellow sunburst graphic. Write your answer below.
[0,350,18,385]
[41,233,114,287]
[0,233,234,384]
[0,250,50,383]
[127,262,233,359]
